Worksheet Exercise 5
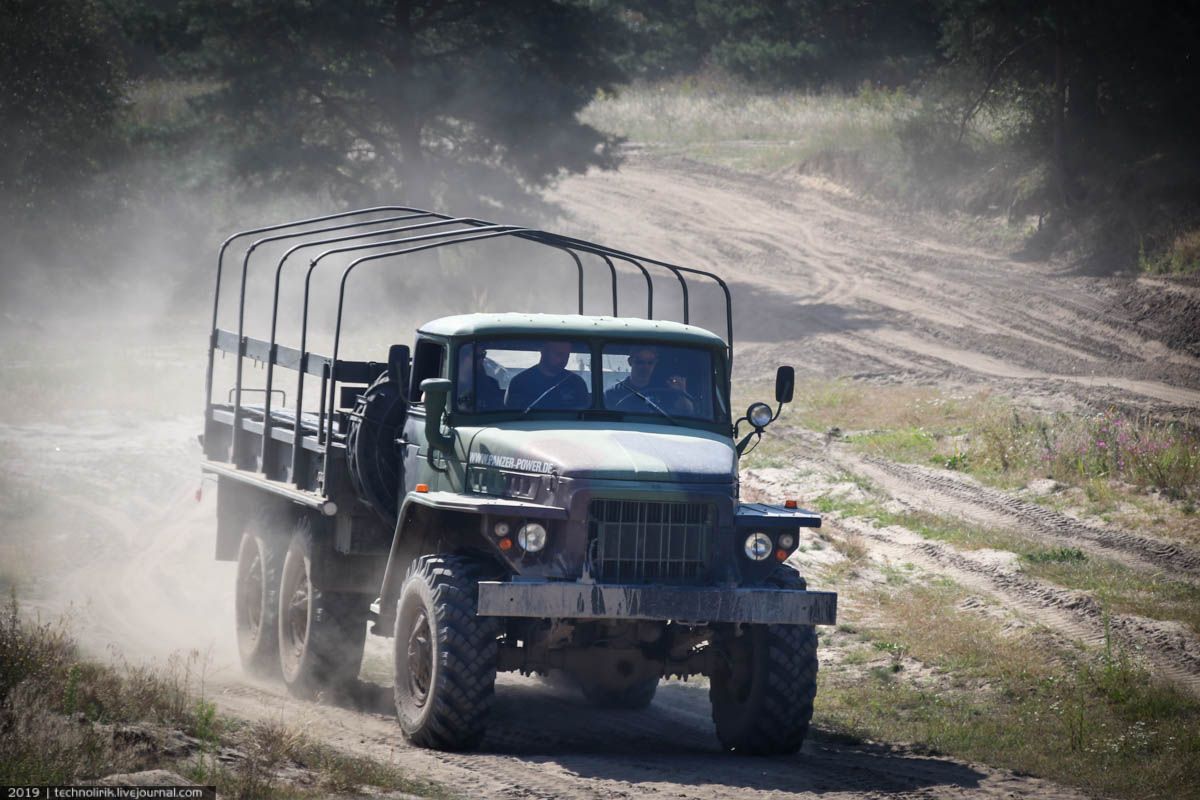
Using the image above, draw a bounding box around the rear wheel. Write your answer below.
[393,555,498,750]
[710,624,818,755]
[277,518,369,699]
[234,514,287,677]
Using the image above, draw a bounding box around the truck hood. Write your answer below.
[462,422,736,483]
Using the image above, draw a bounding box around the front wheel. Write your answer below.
[393,555,498,750]
[710,624,818,755]
[277,518,369,699]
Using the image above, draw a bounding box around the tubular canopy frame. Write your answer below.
[205,204,735,484]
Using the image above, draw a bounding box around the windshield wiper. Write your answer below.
[522,375,573,416]
[619,384,677,425]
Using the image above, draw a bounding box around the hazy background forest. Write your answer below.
[2,0,1199,326]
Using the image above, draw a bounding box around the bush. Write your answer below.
[963,403,1198,501]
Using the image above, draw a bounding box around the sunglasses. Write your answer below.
[630,357,657,366]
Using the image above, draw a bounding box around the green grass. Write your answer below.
[737,376,1200,512]
[1023,556,1200,637]
[842,504,1200,635]
[818,580,1200,800]
[803,467,1200,636]
[1139,229,1200,275]
[1022,547,1088,564]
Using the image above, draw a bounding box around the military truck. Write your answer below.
[201,206,837,754]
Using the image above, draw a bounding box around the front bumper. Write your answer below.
[476,581,837,625]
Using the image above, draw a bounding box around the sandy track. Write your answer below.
[550,155,1200,413]
[852,454,1200,580]
[1,410,1091,799]
[210,674,1087,800]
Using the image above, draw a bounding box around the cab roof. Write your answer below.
[418,313,727,349]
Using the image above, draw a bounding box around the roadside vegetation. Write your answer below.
[740,378,1199,511]
[582,80,1027,236]
[815,570,1200,800]
[734,370,1200,797]
[585,77,1200,273]
[0,595,449,798]
[739,376,1199,623]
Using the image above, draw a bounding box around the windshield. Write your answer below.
[456,338,591,412]
[455,337,724,422]
[600,343,715,420]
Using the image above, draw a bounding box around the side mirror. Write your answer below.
[775,366,795,404]
[420,378,455,454]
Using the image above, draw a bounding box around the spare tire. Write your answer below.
[345,372,406,519]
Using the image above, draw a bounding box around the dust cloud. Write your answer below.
[0,177,636,678]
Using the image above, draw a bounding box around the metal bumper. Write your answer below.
[476,581,837,625]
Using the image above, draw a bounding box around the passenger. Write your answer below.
[604,346,659,410]
[505,341,590,410]
[456,345,504,411]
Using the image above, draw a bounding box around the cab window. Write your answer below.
[601,343,715,420]
[410,339,446,403]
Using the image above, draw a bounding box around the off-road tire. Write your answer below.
[277,517,369,699]
[710,623,818,755]
[579,676,659,710]
[234,513,288,678]
[768,563,808,591]
[393,555,498,750]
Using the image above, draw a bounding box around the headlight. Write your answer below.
[748,402,773,429]
[743,532,772,561]
[517,522,547,552]
[493,521,510,537]
[778,533,796,549]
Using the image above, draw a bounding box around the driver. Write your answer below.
[606,346,698,416]
[505,340,590,410]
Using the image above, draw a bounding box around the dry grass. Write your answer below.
[581,79,1031,239]
[0,595,449,797]
[1,596,221,785]
[869,508,1200,635]
[739,376,1200,519]
[583,80,913,160]
[818,579,1200,800]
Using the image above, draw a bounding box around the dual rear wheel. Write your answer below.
[235,513,368,698]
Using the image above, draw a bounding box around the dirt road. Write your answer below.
[7,153,1197,798]
[551,154,1200,413]
[0,415,1088,800]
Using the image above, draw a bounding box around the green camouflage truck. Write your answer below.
[201,207,837,754]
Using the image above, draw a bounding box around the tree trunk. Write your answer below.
[388,1,431,207]
[1051,13,1072,207]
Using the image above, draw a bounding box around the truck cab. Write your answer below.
[389,313,797,588]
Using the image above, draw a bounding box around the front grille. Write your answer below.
[588,499,715,584]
